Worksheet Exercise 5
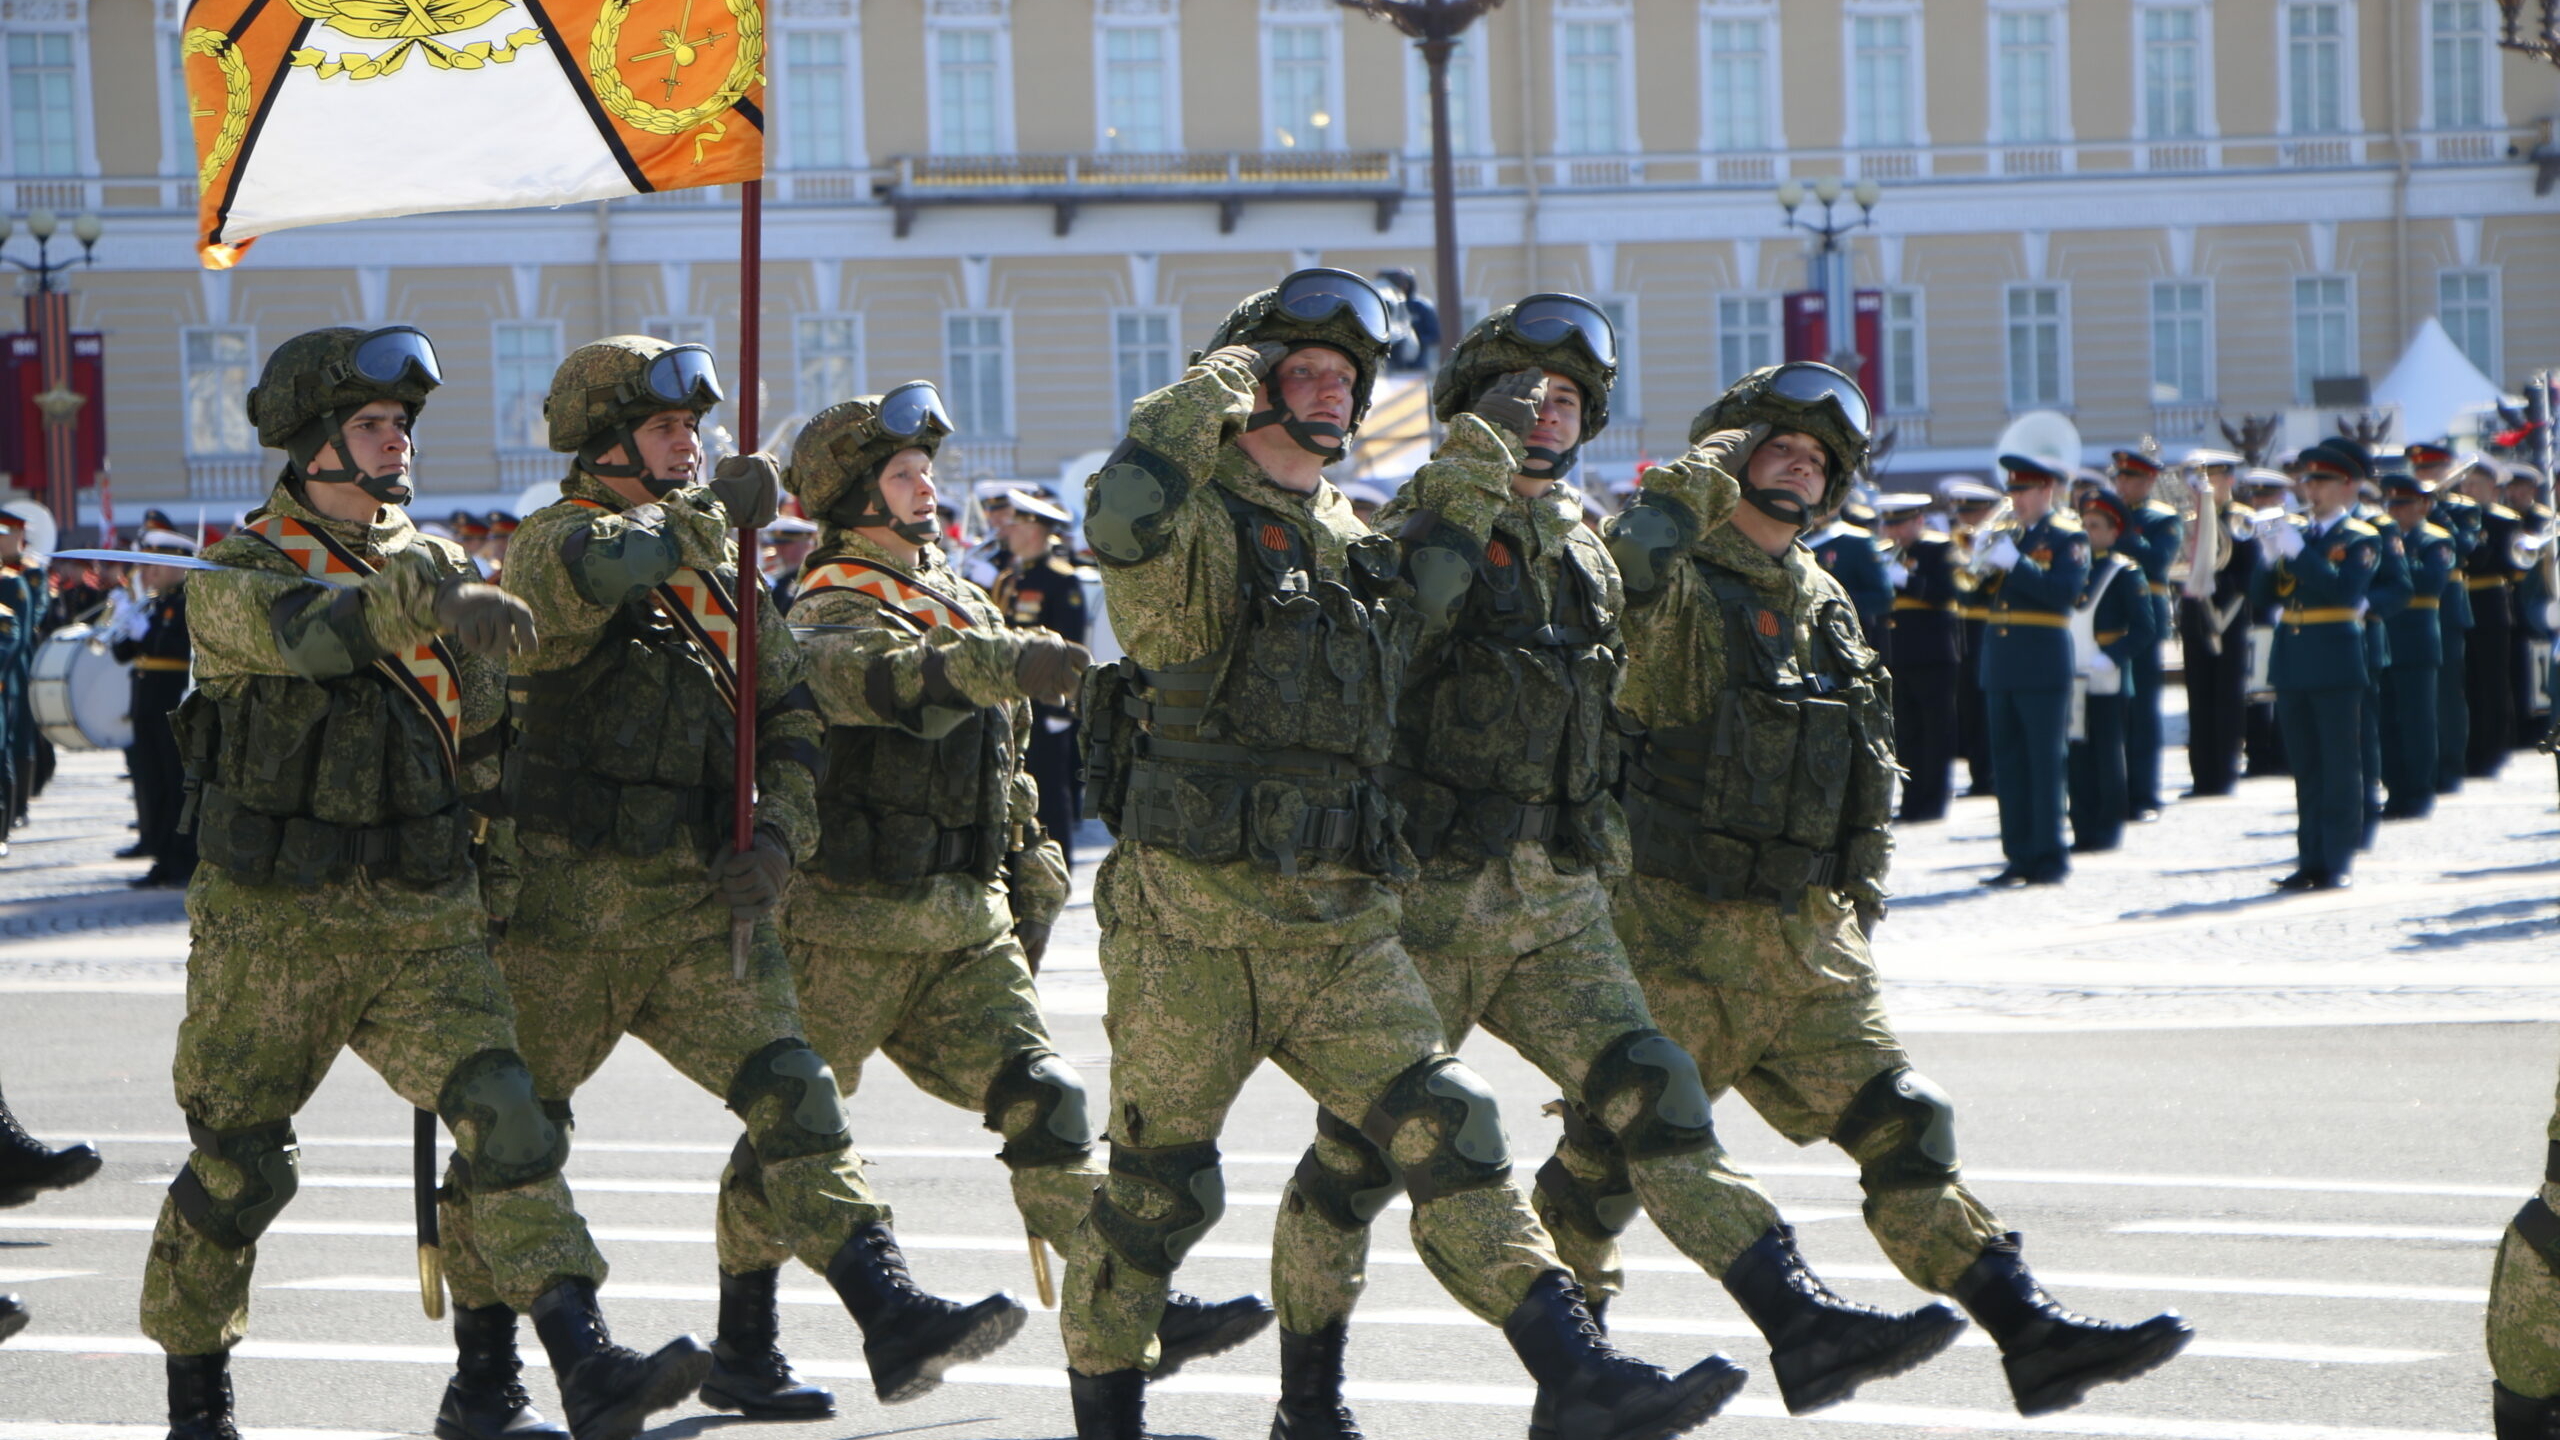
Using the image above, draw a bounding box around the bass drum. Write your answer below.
[32,623,135,750]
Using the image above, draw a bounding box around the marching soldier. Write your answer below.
[146,326,708,1440]
[1946,478,2004,797]
[1565,362,2188,1416]
[2107,449,2182,820]
[990,487,1094,869]
[2177,450,2255,797]
[1265,306,1965,1439]
[1974,451,2089,887]
[0,1070,101,1344]
[2461,457,2524,776]
[485,336,1025,1423]
[2379,473,2456,819]
[1879,493,1961,822]
[2066,488,2153,855]
[109,530,200,889]
[1070,270,1741,1440]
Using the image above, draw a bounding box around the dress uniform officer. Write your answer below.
[2503,467,2556,745]
[1974,455,2089,887]
[2066,489,2153,855]
[990,487,1093,869]
[761,514,818,613]
[2353,480,2414,851]
[2459,457,2523,776]
[1878,494,1960,822]
[2239,468,2298,781]
[108,530,200,889]
[1945,478,2004,797]
[0,506,48,838]
[2378,473,2456,819]
[2177,451,2256,796]
[1809,502,1893,646]
[2424,462,2483,792]
[2106,449,2182,820]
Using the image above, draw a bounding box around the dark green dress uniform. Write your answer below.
[1978,506,2088,885]
[992,538,1092,866]
[2066,529,2152,855]
[1810,517,1893,647]
[2356,512,2411,849]
[2464,497,2525,776]
[2123,494,2183,817]
[2432,491,2480,791]
[2252,511,2389,887]
[1885,529,1961,822]
[110,580,199,886]
[2379,491,2455,819]
[0,548,43,830]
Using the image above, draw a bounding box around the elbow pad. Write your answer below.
[1604,496,1699,598]
[269,583,384,680]
[1086,439,1190,567]
[561,516,684,608]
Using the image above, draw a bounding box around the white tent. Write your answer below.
[2373,317,2509,443]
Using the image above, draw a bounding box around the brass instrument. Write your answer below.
[1965,411,2078,578]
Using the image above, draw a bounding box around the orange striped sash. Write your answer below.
[243,515,465,773]
[567,498,743,711]
[798,558,976,634]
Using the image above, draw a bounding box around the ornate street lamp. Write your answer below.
[1339,0,1505,359]
[1775,178,1881,376]
[0,209,103,528]
[2494,0,2559,65]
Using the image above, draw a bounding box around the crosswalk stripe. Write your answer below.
[0,1216,2490,1303]
[0,1269,91,1284]
[0,1426,399,1440]
[2116,1220,2503,1243]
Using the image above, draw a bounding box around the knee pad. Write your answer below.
[1580,1030,1717,1162]
[1091,1138,1223,1278]
[1360,1055,1512,1206]
[1291,1107,1401,1233]
[169,1116,300,1249]
[725,1039,851,1164]
[2512,1195,2560,1277]
[438,1049,569,1193]
[983,1048,1098,1172]
[1830,1067,1960,1194]
[1533,1101,1639,1241]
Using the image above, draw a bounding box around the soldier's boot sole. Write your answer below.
[697,1347,838,1421]
[866,1293,1027,1404]
[1771,1302,1967,1415]
[1153,1293,1275,1378]
[557,1337,712,1440]
[1529,1354,1748,1440]
[430,1381,570,1440]
[2003,1315,2194,1417]
[0,1143,101,1208]
[1270,1401,1366,1439]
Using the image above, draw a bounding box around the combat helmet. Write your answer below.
[544,335,724,495]
[1432,293,1619,476]
[245,326,441,502]
[1689,361,1873,527]
[1195,268,1394,455]
[785,381,953,544]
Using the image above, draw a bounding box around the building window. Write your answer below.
[1101,24,1173,152]
[2430,1,2491,129]
[1995,11,2059,144]
[2286,4,2347,134]
[1706,18,1771,152]
[7,32,78,176]
[1883,290,1924,413]
[493,322,562,452]
[182,329,256,456]
[1560,21,1624,154]
[1850,16,1913,148]
[1266,23,1335,150]
[2141,8,2201,139]
[2291,275,2354,400]
[782,30,851,169]
[796,315,861,413]
[1718,296,1779,389]
[2005,285,2066,411]
[1114,308,1181,416]
[2439,269,2496,379]
[161,27,191,177]
[944,313,1010,438]
[932,26,1003,154]
[2150,281,2210,404]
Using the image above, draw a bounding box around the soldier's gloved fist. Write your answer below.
[1205,343,1290,381]
[712,823,793,922]
[1015,920,1052,975]
[432,577,538,658]
[1015,635,1092,702]
[1469,368,1547,443]
[709,453,783,531]
[1978,534,2022,572]
[2261,523,2305,560]
[1699,422,1776,473]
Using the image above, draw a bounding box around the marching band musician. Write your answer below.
[1945,477,2006,798]
[2238,468,2299,781]
[1878,493,1961,823]
[2411,441,2480,792]
[2378,472,2457,820]
[1808,500,1894,646]
[2458,456,2524,777]
[2065,488,2153,856]
[2175,450,2254,798]
[1974,452,2087,888]
[2106,449,2183,821]
[108,529,199,890]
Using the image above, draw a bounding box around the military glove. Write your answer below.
[1977,535,2022,572]
[1884,560,1911,590]
[432,577,538,658]
[712,823,794,922]
[2259,522,2305,561]
[1015,920,1053,974]
[1468,368,1547,445]
[1015,634,1092,702]
[1695,421,1775,478]
[708,453,783,532]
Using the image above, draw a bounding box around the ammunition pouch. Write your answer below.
[811,707,1010,887]
[503,609,738,861]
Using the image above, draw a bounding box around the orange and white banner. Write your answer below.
[181,0,766,267]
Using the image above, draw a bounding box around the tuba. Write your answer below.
[1966,411,2080,577]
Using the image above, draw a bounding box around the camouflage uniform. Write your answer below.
[2487,1079,2560,1427]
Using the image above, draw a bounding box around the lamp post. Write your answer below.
[1339,0,1506,355]
[0,209,102,531]
[2494,0,2559,64]
[1775,177,1881,377]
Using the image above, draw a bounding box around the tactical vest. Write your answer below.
[1389,524,1620,865]
[1619,562,1894,911]
[1083,488,1411,877]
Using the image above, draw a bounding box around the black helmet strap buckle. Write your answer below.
[1743,485,1814,531]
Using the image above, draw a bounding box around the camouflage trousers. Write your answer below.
[2486,1066,2560,1396]
[1268,913,1782,1334]
[1060,927,1565,1375]
[719,931,1104,1275]
[1578,876,2008,1296]
[141,936,607,1354]
[442,922,887,1309]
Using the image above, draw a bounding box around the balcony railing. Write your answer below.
[496,450,559,487]
[881,150,1402,237]
[940,438,1021,481]
[187,455,267,500]
[2150,402,2221,439]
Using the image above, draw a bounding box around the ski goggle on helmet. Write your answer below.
[1762,361,1872,437]
[877,380,955,440]
[1506,293,1618,368]
[1273,268,1395,345]
[629,344,725,410]
[327,326,442,389]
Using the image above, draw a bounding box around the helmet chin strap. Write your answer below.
[1521,444,1578,477]
[1245,342,1355,457]
[1742,486,1813,530]
[289,409,411,506]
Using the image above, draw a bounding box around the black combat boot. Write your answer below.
[2496,1381,2560,1440]
[699,1266,835,1419]
[1154,1289,1275,1377]
[1950,1233,2193,1416]
[1268,1322,1363,1440]
[824,1220,1027,1403]
[0,1086,101,1208]
[435,1302,567,1440]
[1069,1366,1148,1440]
[1721,1225,1968,1414]
[526,1277,712,1440]
[0,1292,26,1344]
[1502,1269,1747,1440]
[167,1351,241,1440]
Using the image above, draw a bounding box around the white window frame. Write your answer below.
[1095,2,1181,153]
[157,19,192,179]
[2278,1,2360,138]
[775,20,866,171]
[491,319,565,454]
[1,25,97,180]
[1986,3,2071,146]
[1593,293,1638,430]
[2420,0,2500,134]
[1260,2,1345,153]
[794,313,865,415]
[2436,267,2499,382]
[942,310,1014,440]
[1841,4,1929,150]
[1111,305,1184,417]
[2003,283,2071,412]
[1553,1,1638,157]
[1716,293,1783,390]
[1882,288,1926,415]
[2132,3,2218,142]
[2290,273,2357,402]
[180,326,257,459]
[1402,30,1492,157]
[925,2,1015,156]
[2148,279,2215,406]
[1697,3,1784,154]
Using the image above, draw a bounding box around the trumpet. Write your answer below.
[1960,498,2017,578]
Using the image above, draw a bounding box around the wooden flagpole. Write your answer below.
[731,179,764,979]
